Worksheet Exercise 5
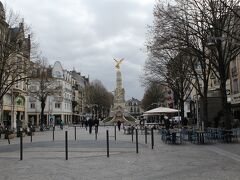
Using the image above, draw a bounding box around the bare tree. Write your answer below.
[146,0,240,128]
[27,58,61,130]
[178,0,240,129]
[146,0,213,125]
[141,82,165,111]
[85,80,113,118]
[144,50,193,120]
[203,0,240,129]
[0,3,32,115]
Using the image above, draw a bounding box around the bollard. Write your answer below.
[74,126,76,141]
[53,126,55,141]
[30,128,32,143]
[151,128,154,149]
[6,129,10,144]
[131,126,134,142]
[106,130,109,157]
[65,131,68,160]
[95,126,98,140]
[136,128,138,154]
[20,128,23,160]
[114,125,116,141]
[145,126,147,144]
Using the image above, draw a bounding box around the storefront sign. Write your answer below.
[231,94,240,104]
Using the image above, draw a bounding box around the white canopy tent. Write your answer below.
[143,107,179,116]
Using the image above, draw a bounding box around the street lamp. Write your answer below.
[193,94,200,129]
[210,73,215,89]
[11,88,20,134]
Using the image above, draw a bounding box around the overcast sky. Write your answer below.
[4,0,155,100]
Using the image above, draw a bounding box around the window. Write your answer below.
[30,103,35,109]
[233,79,239,94]
[29,97,36,102]
[55,103,61,108]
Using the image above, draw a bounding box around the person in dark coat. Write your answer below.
[182,117,188,126]
[60,120,64,130]
[85,119,88,131]
[164,116,170,130]
[94,118,99,134]
[81,118,85,128]
[88,118,93,134]
[117,120,121,131]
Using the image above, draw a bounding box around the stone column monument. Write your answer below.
[106,58,136,125]
[114,59,125,106]
[112,58,125,122]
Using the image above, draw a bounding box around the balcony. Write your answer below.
[231,66,238,77]
[54,96,63,102]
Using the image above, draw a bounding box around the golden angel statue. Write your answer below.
[114,58,124,70]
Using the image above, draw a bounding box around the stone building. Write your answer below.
[27,61,74,126]
[71,70,89,124]
[230,55,240,120]
[125,98,142,119]
[0,2,31,130]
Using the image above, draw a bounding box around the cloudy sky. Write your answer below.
[4,0,155,100]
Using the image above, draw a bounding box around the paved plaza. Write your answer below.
[0,126,240,180]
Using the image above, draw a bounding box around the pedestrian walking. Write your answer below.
[60,119,64,130]
[94,118,99,133]
[85,119,88,131]
[88,118,93,134]
[81,118,85,128]
[0,123,3,139]
[164,116,170,130]
[117,120,121,131]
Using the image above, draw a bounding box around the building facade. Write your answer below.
[125,97,142,119]
[71,70,89,123]
[27,61,74,126]
[0,2,31,130]
[230,55,240,120]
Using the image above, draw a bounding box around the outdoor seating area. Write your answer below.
[161,128,184,144]
[160,127,240,145]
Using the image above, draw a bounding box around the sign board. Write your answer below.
[231,94,240,104]
[49,115,55,126]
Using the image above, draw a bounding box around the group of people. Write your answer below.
[83,117,100,134]
[81,118,123,134]
[163,115,188,130]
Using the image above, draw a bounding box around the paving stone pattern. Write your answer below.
[0,126,240,180]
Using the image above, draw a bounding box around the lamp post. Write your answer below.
[178,100,180,128]
[193,94,199,129]
[25,79,30,131]
[11,88,20,131]
[210,73,215,89]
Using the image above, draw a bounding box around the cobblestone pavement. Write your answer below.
[0,126,240,180]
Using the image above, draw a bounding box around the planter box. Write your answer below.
[5,133,16,139]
